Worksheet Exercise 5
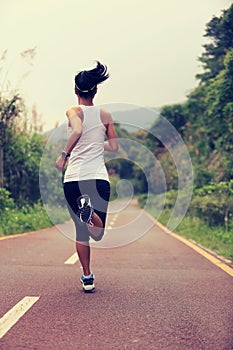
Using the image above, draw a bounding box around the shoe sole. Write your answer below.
[77,194,91,209]
[80,280,95,293]
[77,195,94,224]
[83,286,95,293]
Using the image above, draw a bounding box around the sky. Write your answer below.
[0,0,231,131]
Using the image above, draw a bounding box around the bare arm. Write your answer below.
[102,111,118,152]
[55,108,83,171]
[63,108,83,153]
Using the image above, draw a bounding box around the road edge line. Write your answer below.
[0,232,33,241]
[0,226,55,241]
[143,211,233,278]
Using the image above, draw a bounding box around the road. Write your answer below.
[0,200,233,350]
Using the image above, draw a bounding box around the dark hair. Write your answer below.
[74,61,109,98]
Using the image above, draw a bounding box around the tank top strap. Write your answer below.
[79,105,102,127]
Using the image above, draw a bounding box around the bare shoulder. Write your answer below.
[66,106,84,124]
[66,106,84,128]
[100,108,113,124]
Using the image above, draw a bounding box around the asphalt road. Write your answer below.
[0,200,233,350]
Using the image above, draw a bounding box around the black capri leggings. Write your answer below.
[63,179,110,242]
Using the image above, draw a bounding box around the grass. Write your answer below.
[139,195,233,262]
[176,216,233,261]
[0,203,69,237]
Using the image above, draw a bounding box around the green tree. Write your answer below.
[0,92,46,206]
[178,5,233,184]
[160,104,186,137]
[197,5,233,82]
[0,94,22,187]
[204,49,233,178]
[4,128,45,205]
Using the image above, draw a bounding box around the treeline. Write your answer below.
[106,5,233,259]
[138,5,233,260]
[148,4,233,185]
[0,96,66,235]
[108,5,233,193]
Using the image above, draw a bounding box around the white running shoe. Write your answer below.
[80,274,95,292]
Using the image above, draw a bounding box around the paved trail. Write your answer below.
[0,200,233,350]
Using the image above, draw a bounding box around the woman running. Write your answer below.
[56,61,118,292]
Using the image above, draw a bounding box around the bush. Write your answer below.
[138,190,177,210]
[138,193,148,208]
[190,195,228,226]
[0,188,15,213]
[0,202,51,235]
[0,200,70,236]
[191,181,233,227]
[109,175,120,201]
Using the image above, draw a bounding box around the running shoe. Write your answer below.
[77,194,94,224]
[80,273,95,292]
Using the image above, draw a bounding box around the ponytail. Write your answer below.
[75,61,109,98]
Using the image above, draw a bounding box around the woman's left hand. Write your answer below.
[55,155,67,171]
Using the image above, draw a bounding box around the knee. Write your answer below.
[90,229,104,242]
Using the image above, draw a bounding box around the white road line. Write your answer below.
[0,296,40,339]
[111,214,118,222]
[64,253,79,265]
[106,213,119,232]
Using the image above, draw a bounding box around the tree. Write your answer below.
[204,49,233,178]
[0,94,22,187]
[4,128,45,205]
[0,47,37,188]
[160,104,186,137]
[197,5,233,83]
[0,93,46,205]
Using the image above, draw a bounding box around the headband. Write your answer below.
[75,83,96,93]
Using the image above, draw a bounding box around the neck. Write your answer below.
[78,97,94,106]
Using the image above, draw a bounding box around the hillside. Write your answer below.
[44,106,160,142]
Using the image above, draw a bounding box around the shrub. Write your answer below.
[191,180,233,228]
[0,188,15,213]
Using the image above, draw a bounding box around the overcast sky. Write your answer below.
[0,0,231,130]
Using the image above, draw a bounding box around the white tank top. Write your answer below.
[63,105,109,183]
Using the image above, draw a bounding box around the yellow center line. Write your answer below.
[144,211,233,278]
[0,296,40,339]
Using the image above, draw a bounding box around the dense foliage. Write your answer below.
[0,95,45,205]
[0,95,68,235]
[147,5,233,186]
[138,5,233,259]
